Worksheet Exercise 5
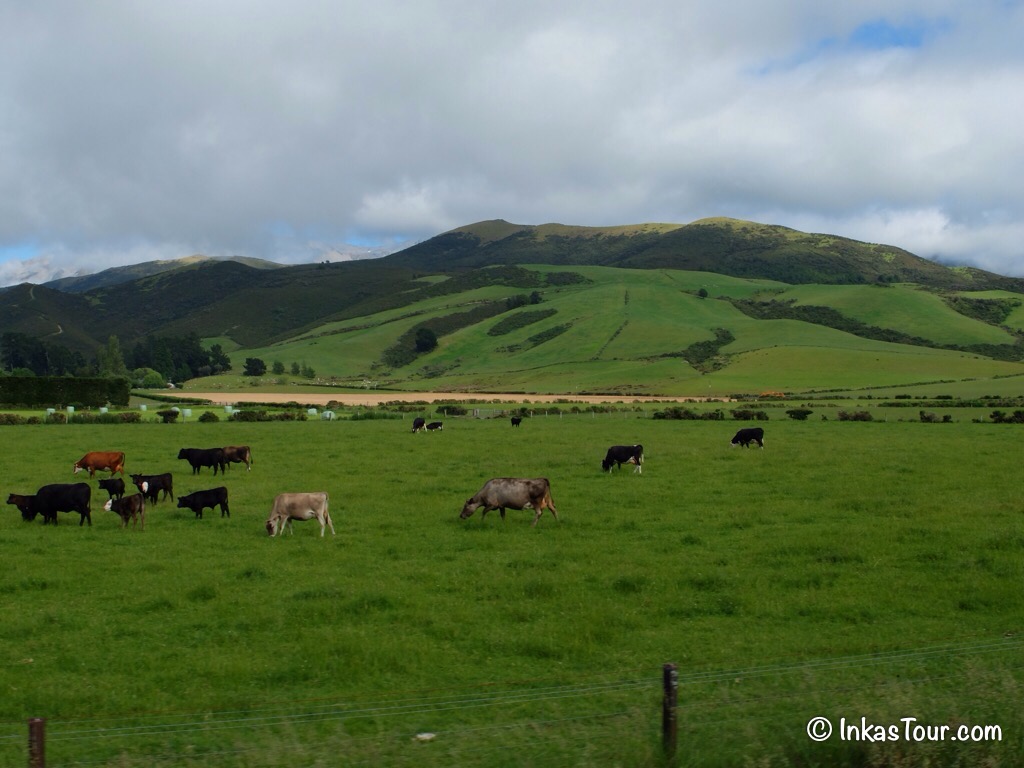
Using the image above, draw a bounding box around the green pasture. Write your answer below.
[776,284,1015,346]
[0,416,1022,767]
[955,290,1024,333]
[189,266,1024,397]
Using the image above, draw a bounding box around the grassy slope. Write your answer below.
[186,265,1024,396]
[777,285,1014,345]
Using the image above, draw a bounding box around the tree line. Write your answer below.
[0,332,231,385]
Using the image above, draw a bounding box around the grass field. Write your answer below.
[1,415,1022,767]
[188,266,1024,397]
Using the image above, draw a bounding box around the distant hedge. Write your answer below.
[0,377,131,407]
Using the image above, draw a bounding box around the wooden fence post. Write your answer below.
[662,663,678,762]
[28,718,45,768]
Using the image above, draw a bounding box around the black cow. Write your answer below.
[411,417,426,433]
[602,444,644,474]
[460,478,558,527]
[511,416,522,427]
[131,473,174,503]
[177,487,230,519]
[426,421,443,431]
[731,427,765,448]
[177,447,226,475]
[9,484,92,526]
[104,493,145,529]
[98,477,125,501]
[7,493,44,523]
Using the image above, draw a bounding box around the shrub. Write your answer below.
[837,410,874,422]
[198,411,220,423]
[653,407,725,421]
[157,410,180,423]
[786,409,814,421]
[990,410,1024,424]
[436,405,468,416]
[230,410,264,422]
[350,410,403,421]
[730,409,769,421]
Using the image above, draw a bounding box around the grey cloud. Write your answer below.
[1,1,1022,283]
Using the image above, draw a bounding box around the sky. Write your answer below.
[2,1,1023,286]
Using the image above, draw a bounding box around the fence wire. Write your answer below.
[1,634,1019,767]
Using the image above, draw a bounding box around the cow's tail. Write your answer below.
[323,493,336,536]
[543,482,558,521]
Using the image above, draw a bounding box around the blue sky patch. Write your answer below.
[756,16,952,75]
[848,17,951,50]
[0,241,41,264]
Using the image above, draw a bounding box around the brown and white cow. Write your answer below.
[265,492,334,537]
[104,493,145,530]
[460,478,558,527]
[73,451,126,477]
[222,445,253,471]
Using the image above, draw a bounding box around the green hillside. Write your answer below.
[189,265,1024,397]
[3,217,1024,396]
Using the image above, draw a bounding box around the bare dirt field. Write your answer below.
[166,391,718,406]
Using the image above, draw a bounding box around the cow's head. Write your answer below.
[103,499,113,512]
[7,494,35,521]
[601,458,613,471]
[265,519,277,536]
[73,463,83,474]
[459,500,479,520]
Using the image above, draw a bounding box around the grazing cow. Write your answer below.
[98,477,125,501]
[426,421,443,431]
[411,417,426,433]
[11,483,92,526]
[511,416,522,427]
[7,493,41,522]
[265,492,334,537]
[104,493,145,530]
[177,447,226,475]
[177,487,230,519]
[222,445,253,471]
[73,451,125,478]
[602,444,644,474]
[131,473,174,503]
[460,478,558,527]
[731,427,765,448]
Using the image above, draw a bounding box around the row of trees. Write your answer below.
[243,358,316,379]
[1,332,231,384]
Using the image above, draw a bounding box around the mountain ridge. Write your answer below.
[2,218,1022,366]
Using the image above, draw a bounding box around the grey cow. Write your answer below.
[460,478,558,527]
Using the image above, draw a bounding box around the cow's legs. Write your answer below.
[546,496,558,522]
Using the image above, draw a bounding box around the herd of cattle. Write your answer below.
[4,420,764,534]
[5,447,251,532]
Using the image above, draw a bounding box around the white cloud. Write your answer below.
[0,1,1023,284]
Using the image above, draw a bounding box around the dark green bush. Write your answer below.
[730,409,769,421]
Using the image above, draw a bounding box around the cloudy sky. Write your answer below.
[2,1,1023,286]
